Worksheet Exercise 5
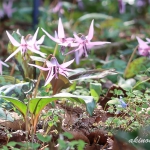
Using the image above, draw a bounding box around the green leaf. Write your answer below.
[107,99,119,105]
[124,57,147,78]
[63,132,73,139]
[30,93,96,116]
[78,13,113,22]
[0,96,27,117]
[69,69,117,81]
[37,133,51,143]
[90,83,102,102]
[7,142,17,147]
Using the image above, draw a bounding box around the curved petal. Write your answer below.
[88,41,111,46]
[27,46,47,58]
[32,27,39,42]
[146,38,150,43]
[45,70,54,86]
[58,18,65,38]
[46,61,55,67]
[87,20,94,41]
[28,63,50,71]
[41,28,60,43]
[36,35,45,45]
[21,36,26,45]
[6,31,20,47]
[0,61,9,67]
[65,45,83,55]
[55,31,58,39]
[5,47,21,62]
[59,42,79,48]
[136,37,149,49]
[60,59,74,68]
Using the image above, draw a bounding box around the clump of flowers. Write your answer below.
[5,18,111,85]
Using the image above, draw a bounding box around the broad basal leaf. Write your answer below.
[29,93,96,116]
[0,96,27,117]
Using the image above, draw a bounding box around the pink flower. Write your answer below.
[41,18,74,54]
[29,57,74,86]
[5,28,46,62]
[62,20,111,64]
[0,60,9,75]
[136,37,150,57]
[3,0,16,18]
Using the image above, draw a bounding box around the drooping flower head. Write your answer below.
[29,57,74,86]
[0,60,9,75]
[5,28,46,62]
[41,18,74,55]
[62,20,111,64]
[136,37,150,57]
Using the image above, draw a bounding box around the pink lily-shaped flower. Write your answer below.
[3,0,16,18]
[62,20,110,64]
[29,57,74,86]
[136,37,150,57]
[5,28,46,62]
[41,18,75,54]
[0,60,9,75]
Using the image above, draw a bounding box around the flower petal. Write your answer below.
[87,20,94,41]
[75,51,80,65]
[6,31,20,47]
[41,28,60,43]
[36,35,45,45]
[5,47,21,62]
[28,63,50,71]
[60,59,74,68]
[59,42,79,48]
[136,37,149,49]
[0,61,9,67]
[73,33,82,43]
[55,31,58,39]
[45,70,54,86]
[27,46,47,58]
[65,45,83,55]
[146,38,150,43]
[58,18,65,38]
[50,57,60,66]
[32,27,39,42]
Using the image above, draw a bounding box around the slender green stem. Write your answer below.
[124,45,138,78]
[132,77,150,90]
[53,44,58,57]
[34,54,52,98]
